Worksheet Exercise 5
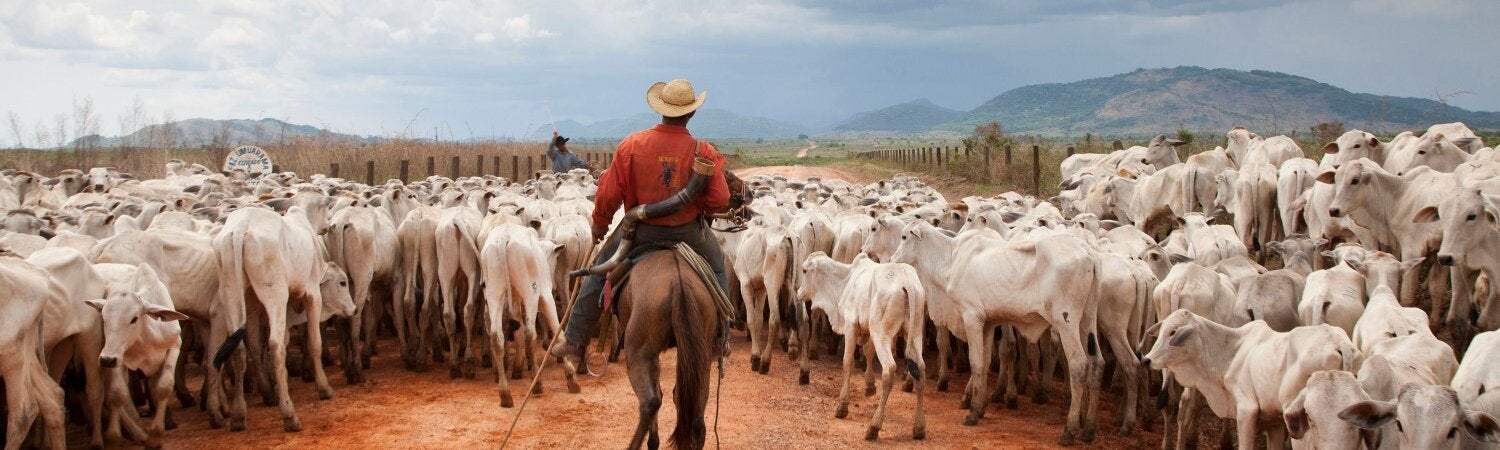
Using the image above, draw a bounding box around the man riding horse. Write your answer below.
[551,78,735,367]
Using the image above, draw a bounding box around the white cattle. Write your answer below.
[1321,130,1389,168]
[478,222,574,407]
[1278,158,1319,237]
[25,247,111,447]
[394,205,440,370]
[0,230,47,258]
[0,256,67,450]
[1228,128,1305,168]
[1352,285,1433,356]
[1340,384,1499,450]
[543,214,593,313]
[1299,261,1367,336]
[214,206,345,432]
[1284,370,1372,450]
[1321,160,1454,306]
[1358,334,1456,405]
[1142,309,1358,450]
[1427,122,1485,153]
[798,253,927,441]
[1109,163,1193,235]
[734,215,799,376]
[1230,161,1279,252]
[433,206,483,378]
[1387,130,1474,176]
[1183,146,1233,213]
[325,204,399,383]
[1179,213,1248,267]
[892,221,1101,444]
[1093,251,1156,433]
[1154,262,1244,327]
[1416,187,1500,339]
[1236,247,1313,332]
[1453,331,1500,450]
[86,263,188,449]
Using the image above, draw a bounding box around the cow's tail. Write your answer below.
[670,255,710,450]
[455,222,481,267]
[213,229,248,369]
[1186,166,1200,214]
[903,283,927,382]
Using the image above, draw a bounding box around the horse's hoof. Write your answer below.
[500,392,514,408]
[230,418,246,432]
[283,418,303,433]
[1006,397,1019,410]
[962,415,979,426]
[902,380,914,393]
[937,379,948,392]
[799,370,810,385]
[1057,430,1076,446]
[865,426,880,441]
[749,356,761,372]
[913,427,926,441]
[566,379,581,394]
[531,383,544,395]
[834,404,849,419]
[319,389,335,401]
[864,385,876,397]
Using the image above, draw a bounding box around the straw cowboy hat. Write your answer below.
[646,79,707,118]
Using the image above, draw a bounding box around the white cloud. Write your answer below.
[500,14,557,42]
[474,32,495,43]
[201,19,266,49]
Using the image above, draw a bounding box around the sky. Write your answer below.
[1,0,1497,143]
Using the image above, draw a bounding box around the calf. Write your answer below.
[1452,331,1500,450]
[1298,261,1367,336]
[1142,309,1358,450]
[478,222,575,407]
[1352,285,1433,356]
[1278,158,1319,237]
[86,272,188,450]
[798,253,927,441]
[1415,187,1500,345]
[1321,159,1454,307]
[1340,384,1499,450]
[0,256,67,450]
[1284,370,1373,450]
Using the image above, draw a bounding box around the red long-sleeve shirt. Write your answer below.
[592,124,730,229]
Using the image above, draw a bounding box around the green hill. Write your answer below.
[938,66,1500,136]
[833,98,963,133]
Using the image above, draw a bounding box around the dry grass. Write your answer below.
[0,137,620,182]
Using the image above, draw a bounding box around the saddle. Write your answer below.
[600,242,677,314]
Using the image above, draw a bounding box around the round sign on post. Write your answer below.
[223,145,274,175]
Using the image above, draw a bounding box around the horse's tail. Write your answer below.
[670,255,711,450]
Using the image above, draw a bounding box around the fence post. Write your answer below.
[1005,145,1013,165]
[366,160,375,186]
[526,156,534,178]
[1067,146,1075,157]
[450,156,460,178]
[937,146,944,168]
[493,156,500,177]
[983,146,991,183]
[477,155,485,175]
[511,155,519,180]
[330,163,339,178]
[1032,145,1041,195]
[399,160,409,182]
[426,156,435,177]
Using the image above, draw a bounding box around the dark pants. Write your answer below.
[562,219,728,343]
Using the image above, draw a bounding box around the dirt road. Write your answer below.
[735,165,857,181]
[150,166,1161,449]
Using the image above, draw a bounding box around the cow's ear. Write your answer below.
[1167,139,1186,147]
[1322,142,1339,154]
[528,220,543,232]
[144,303,190,322]
[931,218,940,226]
[1463,410,1500,443]
[85,299,106,312]
[1339,401,1397,430]
[1316,170,1337,184]
[1284,391,1310,440]
[1100,220,1121,230]
[1345,258,1367,274]
[1400,257,1426,273]
[1413,206,1440,223]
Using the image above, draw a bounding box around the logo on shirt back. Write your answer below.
[658,156,679,188]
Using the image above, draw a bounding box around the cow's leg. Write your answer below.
[962,320,990,426]
[441,277,464,378]
[1106,327,1139,435]
[460,280,481,380]
[1446,265,1475,346]
[249,279,301,433]
[1399,253,1423,307]
[934,328,951,392]
[347,307,367,384]
[762,276,784,375]
[173,324,197,407]
[303,293,334,400]
[28,353,67,450]
[243,307,275,407]
[1265,420,1288,450]
[1234,407,1259,450]
[834,332,856,419]
[907,326,928,440]
[797,301,812,385]
[203,324,228,429]
[1056,328,1093,446]
[866,332,897,441]
[1176,387,1201,450]
[538,291,578,393]
[1037,332,1059,405]
[999,327,1020,409]
[862,340,877,396]
[3,353,40,450]
[490,299,513,408]
[144,348,180,450]
[741,282,764,372]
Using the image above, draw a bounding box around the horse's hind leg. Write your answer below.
[625,345,663,450]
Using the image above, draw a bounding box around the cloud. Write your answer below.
[500,14,556,42]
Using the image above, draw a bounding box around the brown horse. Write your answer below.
[615,250,717,450]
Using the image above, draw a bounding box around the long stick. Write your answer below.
[545,103,557,134]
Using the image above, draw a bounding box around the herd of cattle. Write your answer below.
[0,121,1498,449]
